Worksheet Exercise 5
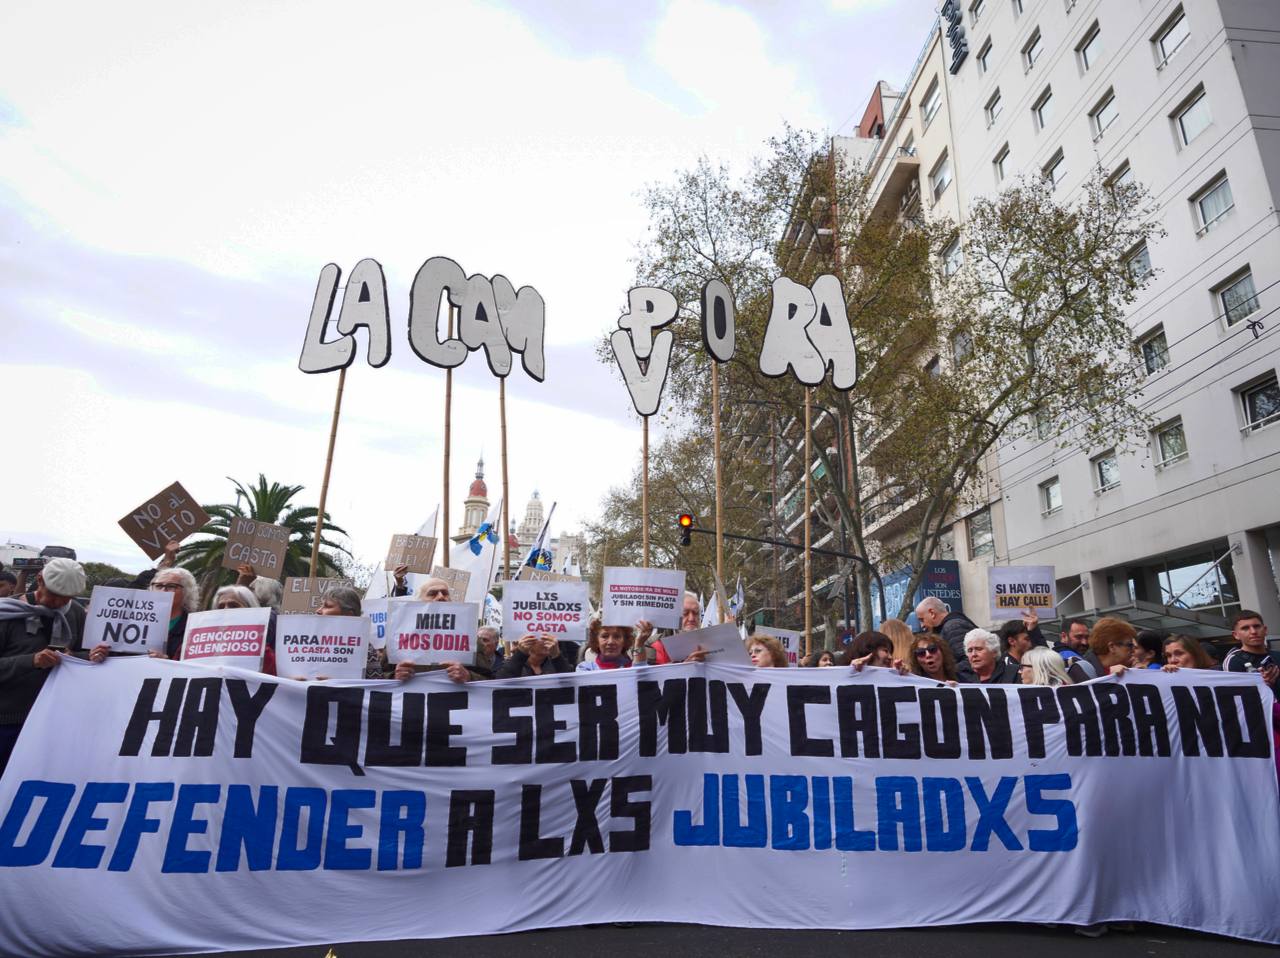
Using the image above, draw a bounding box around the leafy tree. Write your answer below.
[176,474,349,607]
[81,561,132,590]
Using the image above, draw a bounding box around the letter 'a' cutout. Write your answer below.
[701,279,735,363]
[334,259,392,368]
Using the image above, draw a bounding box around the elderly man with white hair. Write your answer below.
[634,590,711,664]
[914,595,979,662]
[960,628,1019,684]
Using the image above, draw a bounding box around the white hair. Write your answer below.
[916,595,949,616]
[155,568,200,613]
[1022,646,1072,687]
[212,585,259,609]
[684,591,701,608]
[251,576,283,611]
[964,628,1001,655]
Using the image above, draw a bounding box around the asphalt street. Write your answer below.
[154,922,1278,958]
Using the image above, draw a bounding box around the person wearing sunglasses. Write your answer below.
[1067,617,1137,684]
[908,633,959,683]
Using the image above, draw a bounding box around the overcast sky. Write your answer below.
[1,0,936,573]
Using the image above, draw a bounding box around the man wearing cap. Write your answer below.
[0,558,108,773]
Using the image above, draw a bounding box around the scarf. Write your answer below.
[0,596,73,646]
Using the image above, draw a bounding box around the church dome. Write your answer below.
[468,456,487,498]
[507,531,520,550]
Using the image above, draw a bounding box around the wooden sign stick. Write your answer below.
[712,359,725,622]
[803,387,813,657]
[442,305,455,568]
[310,367,346,575]
[642,416,650,568]
[500,376,512,582]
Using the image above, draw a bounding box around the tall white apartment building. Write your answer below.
[864,0,1280,629]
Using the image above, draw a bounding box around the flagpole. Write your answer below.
[310,366,346,575]
[641,416,650,568]
[500,377,511,583]
[442,305,455,568]
[712,359,725,622]
[803,387,813,657]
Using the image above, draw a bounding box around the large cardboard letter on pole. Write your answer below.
[611,286,677,417]
[759,275,857,390]
[601,566,686,629]
[118,482,211,560]
[385,601,479,666]
[222,518,290,575]
[701,279,736,363]
[180,608,271,670]
[384,534,438,574]
[988,566,1057,620]
[503,580,590,643]
[275,614,368,680]
[84,587,167,654]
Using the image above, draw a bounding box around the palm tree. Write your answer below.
[177,474,350,607]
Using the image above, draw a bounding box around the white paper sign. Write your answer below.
[364,598,389,650]
[179,608,271,670]
[274,614,368,680]
[84,587,167,654]
[503,580,590,643]
[385,601,479,666]
[661,623,751,665]
[601,566,687,629]
[754,626,802,666]
[988,566,1056,621]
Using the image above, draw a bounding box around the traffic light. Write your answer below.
[677,513,694,547]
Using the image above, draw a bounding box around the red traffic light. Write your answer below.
[678,513,694,528]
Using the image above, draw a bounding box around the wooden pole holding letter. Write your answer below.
[642,417,650,568]
[803,387,813,656]
[500,377,512,582]
[712,360,725,622]
[442,305,455,568]
[310,367,346,575]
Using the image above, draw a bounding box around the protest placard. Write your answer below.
[281,577,354,613]
[988,566,1057,621]
[274,614,368,680]
[117,482,211,560]
[385,600,478,666]
[429,565,471,599]
[754,626,802,666]
[83,587,167,654]
[221,517,290,575]
[661,623,751,665]
[179,608,271,670]
[503,580,590,643]
[601,567,686,629]
[364,598,389,649]
[384,534,438,574]
[516,567,580,582]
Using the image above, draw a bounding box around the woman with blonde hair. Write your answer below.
[1019,646,1072,687]
[880,618,916,666]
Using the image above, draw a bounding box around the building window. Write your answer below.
[1193,174,1234,236]
[985,89,1003,127]
[1077,22,1101,70]
[977,37,993,73]
[1040,477,1063,516]
[1023,29,1043,71]
[1090,89,1118,140]
[1153,418,1188,468]
[1107,160,1133,192]
[993,143,1010,183]
[942,238,963,276]
[1139,326,1169,374]
[969,0,985,22]
[952,329,974,363]
[925,354,942,377]
[1216,268,1260,326]
[930,151,953,201]
[1033,87,1053,129]
[1034,408,1054,440]
[1174,87,1211,146]
[1240,374,1280,432]
[1126,243,1153,282]
[1155,7,1190,69]
[1043,148,1065,188]
[967,508,994,558]
[1092,449,1120,492]
[921,77,942,128]
[937,527,957,561]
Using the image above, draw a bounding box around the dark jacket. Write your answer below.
[0,599,88,726]
[939,610,979,661]
[959,658,1020,685]
[495,648,575,679]
[1067,650,1105,684]
[164,611,190,660]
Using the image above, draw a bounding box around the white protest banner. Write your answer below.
[660,623,751,665]
[429,565,472,600]
[179,607,270,670]
[754,625,802,666]
[221,517,290,575]
[503,580,590,643]
[274,614,368,680]
[117,482,211,560]
[1,662,1277,957]
[83,587,167,654]
[384,534,438,574]
[364,597,389,649]
[988,566,1057,621]
[281,576,354,613]
[385,600,478,665]
[601,566,686,629]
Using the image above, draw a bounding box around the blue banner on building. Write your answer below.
[872,559,964,629]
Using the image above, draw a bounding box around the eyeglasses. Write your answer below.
[150,582,183,592]
[915,646,939,656]
[424,589,449,598]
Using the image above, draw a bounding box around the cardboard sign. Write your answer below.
[221,518,290,575]
[754,626,802,666]
[385,601,478,666]
[384,534,438,574]
[516,567,580,582]
[274,614,368,680]
[364,598,389,650]
[661,623,751,665]
[988,566,1057,621]
[503,580,590,643]
[180,608,270,670]
[118,482,211,560]
[428,565,471,600]
[84,587,167,654]
[281,577,354,613]
[601,566,686,629]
